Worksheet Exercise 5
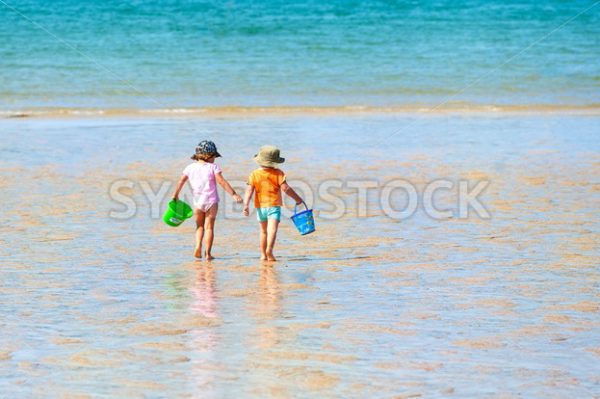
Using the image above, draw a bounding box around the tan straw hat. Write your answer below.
[254,145,285,167]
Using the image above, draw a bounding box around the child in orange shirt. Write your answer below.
[243,145,303,261]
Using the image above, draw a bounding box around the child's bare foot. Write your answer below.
[260,254,267,261]
[266,253,277,262]
[194,246,202,258]
[205,252,215,261]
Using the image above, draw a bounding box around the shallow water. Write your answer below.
[0,114,599,397]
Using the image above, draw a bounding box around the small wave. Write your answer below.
[2,103,600,119]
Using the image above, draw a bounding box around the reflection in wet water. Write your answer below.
[191,262,218,319]
[188,261,219,397]
[254,265,282,350]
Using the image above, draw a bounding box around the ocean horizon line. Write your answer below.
[4,103,600,119]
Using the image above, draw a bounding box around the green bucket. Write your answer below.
[163,200,194,227]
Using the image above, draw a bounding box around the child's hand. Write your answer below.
[233,194,242,203]
[242,206,249,216]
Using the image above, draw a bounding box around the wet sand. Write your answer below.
[3,104,600,119]
[0,114,599,397]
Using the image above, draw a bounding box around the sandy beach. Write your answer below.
[1,113,598,397]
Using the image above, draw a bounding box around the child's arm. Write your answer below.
[281,181,303,205]
[242,185,254,216]
[172,175,188,201]
[215,172,242,203]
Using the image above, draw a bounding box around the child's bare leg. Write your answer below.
[266,219,279,261]
[259,221,268,260]
[203,204,218,260]
[194,210,206,258]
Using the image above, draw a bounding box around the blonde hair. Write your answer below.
[191,152,214,161]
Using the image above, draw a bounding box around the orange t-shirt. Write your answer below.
[248,168,286,208]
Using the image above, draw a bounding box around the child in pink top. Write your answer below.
[172,140,242,260]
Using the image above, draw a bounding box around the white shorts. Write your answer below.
[193,197,217,213]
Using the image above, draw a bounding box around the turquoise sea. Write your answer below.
[1,0,600,113]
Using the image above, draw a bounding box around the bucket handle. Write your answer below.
[293,201,308,216]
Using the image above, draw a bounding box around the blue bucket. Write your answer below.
[291,202,315,235]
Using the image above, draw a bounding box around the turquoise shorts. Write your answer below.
[256,206,281,222]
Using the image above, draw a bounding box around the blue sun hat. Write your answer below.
[195,140,221,157]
